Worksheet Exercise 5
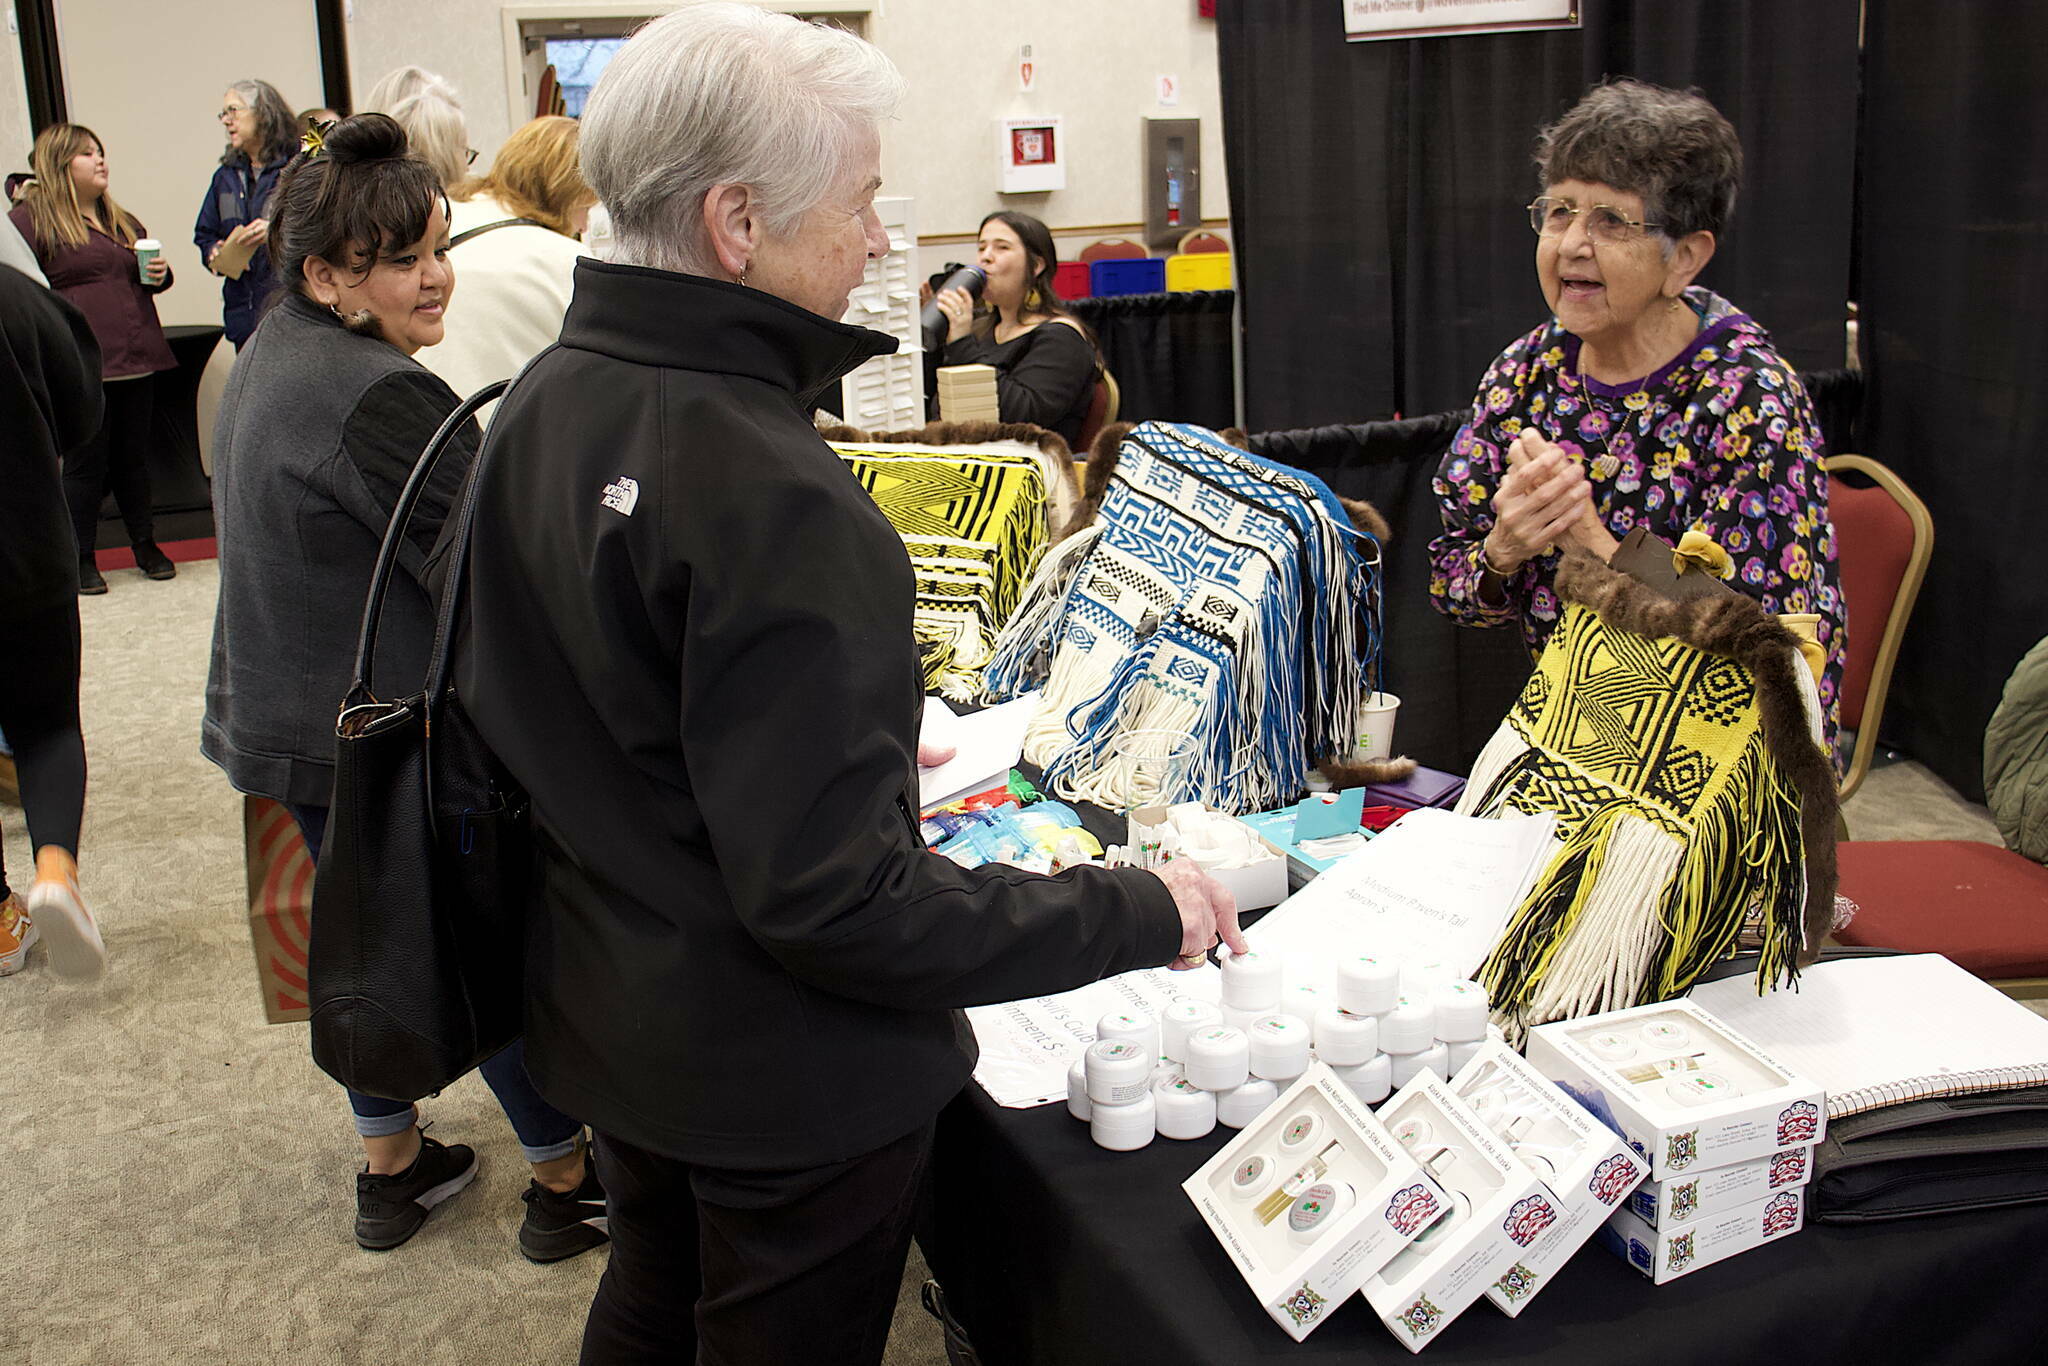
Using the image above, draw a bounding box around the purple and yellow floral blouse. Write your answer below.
[1428,286,1844,744]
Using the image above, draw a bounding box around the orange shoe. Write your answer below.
[0,893,37,976]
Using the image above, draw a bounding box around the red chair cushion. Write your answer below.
[1830,477,1916,730]
[1832,840,2048,977]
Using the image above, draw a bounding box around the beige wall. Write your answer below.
[0,15,29,179]
[343,0,1225,275]
[51,0,324,326]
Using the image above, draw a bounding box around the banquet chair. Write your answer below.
[1827,454,1933,805]
[1177,229,1229,253]
[1078,237,1147,262]
[1832,840,2048,1000]
[1076,367,1120,454]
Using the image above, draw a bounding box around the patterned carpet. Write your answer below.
[0,556,1998,1362]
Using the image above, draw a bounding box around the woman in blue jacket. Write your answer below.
[192,78,295,347]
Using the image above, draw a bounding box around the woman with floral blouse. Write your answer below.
[1429,79,1844,747]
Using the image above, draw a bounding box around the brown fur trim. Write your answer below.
[1554,552,1840,963]
[1337,495,1392,543]
[1313,754,1420,788]
[1082,421,1137,520]
[1218,427,1250,448]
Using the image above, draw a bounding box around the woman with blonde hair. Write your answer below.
[362,65,474,192]
[9,123,177,594]
[417,115,592,400]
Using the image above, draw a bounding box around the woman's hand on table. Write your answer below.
[1484,429,1598,575]
[935,286,976,343]
[1155,859,1248,970]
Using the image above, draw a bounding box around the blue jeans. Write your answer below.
[289,802,581,1163]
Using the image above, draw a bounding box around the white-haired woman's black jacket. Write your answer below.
[457,259,1179,1169]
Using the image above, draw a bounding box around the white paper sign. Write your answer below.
[1342,0,1580,42]
[969,965,1220,1107]
[1245,807,1557,990]
[1156,73,1180,107]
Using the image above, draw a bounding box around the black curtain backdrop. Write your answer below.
[1068,290,1236,430]
[1217,0,1861,429]
[1858,3,2048,801]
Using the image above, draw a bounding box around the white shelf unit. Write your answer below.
[839,196,925,431]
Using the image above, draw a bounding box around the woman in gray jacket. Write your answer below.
[201,114,605,1264]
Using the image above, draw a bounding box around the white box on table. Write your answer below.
[1182,1064,1446,1342]
[1445,1041,1650,1317]
[1129,805,1288,913]
[1597,1186,1806,1283]
[1361,1073,1551,1352]
[1524,999,1826,1181]
[1625,1143,1814,1228]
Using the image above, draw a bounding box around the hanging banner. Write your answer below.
[1342,0,1580,42]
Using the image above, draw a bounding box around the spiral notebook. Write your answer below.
[1689,954,2048,1119]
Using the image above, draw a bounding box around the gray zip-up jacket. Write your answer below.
[203,293,478,806]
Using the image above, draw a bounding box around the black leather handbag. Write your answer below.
[308,378,528,1101]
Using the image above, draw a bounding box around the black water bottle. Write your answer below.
[921,264,986,355]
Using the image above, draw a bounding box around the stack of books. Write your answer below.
[936,363,1000,423]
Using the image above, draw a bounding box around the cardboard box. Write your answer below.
[1361,1074,1551,1353]
[1626,1144,1814,1227]
[1598,1187,1806,1283]
[1525,999,1826,1181]
[1183,1065,1446,1342]
[1445,1041,1650,1317]
[1130,805,1289,912]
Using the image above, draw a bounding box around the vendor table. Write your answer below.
[925,1084,2048,1364]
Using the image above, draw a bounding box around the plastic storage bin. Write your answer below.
[1054,260,1093,301]
[1090,256,1166,297]
[1166,252,1234,292]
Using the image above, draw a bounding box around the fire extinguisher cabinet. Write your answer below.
[1142,116,1201,251]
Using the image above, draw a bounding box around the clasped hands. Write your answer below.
[1482,429,1619,576]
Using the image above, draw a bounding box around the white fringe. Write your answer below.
[1456,724,1528,815]
[1518,815,1682,1027]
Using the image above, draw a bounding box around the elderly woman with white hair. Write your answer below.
[454,5,1244,1361]
[361,65,475,192]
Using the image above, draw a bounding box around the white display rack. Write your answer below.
[839,196,925,430]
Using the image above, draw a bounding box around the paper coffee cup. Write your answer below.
[134,238,161,282]
[1354,691,1400,761]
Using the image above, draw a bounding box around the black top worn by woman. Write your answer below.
[942,319,1096,446]
[0,270,102,619]
[457,260,1180,1170]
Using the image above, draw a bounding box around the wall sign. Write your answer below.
[1342,0,1580,42]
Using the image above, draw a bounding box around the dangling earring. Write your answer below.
[737,264,750,287]
[329,302,345,321]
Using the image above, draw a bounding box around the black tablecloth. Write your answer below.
[925,1084,2048,1365]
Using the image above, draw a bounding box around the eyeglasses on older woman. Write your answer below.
[1527,196,1661,245]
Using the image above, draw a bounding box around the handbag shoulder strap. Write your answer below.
[423,349,558,705]
[449,217,542,248]
[342,377,512,707]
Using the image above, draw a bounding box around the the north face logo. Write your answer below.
[602,476,640,516]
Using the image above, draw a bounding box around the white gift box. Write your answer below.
[1625,1143,1814,1227]
[1182,1064,1446,1342]
[1598,1186,1807,1283]
[1525,999,1827,1181]
[1445,1041,1650,1317]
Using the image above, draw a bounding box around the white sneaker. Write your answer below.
[27,877,106,979]
[0,894,37,975]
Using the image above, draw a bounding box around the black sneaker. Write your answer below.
[77,556,107,596]
[354,1131,479,1251]
[518,1159,610,1264]
[133,540,177,580]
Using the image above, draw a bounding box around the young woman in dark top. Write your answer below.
[9,123,177,593]
[201,113,607,1263]
[193,78,296,348]
[933,210,1099,446]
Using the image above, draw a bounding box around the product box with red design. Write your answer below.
[1445,1041,1650,1317]
[1597,1186,1807,1283]
[1524,999,1827,1181]
[1182,1064,1446,1342]
[1360,1073,1551,1353]
[1625,1143,1814,1228]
